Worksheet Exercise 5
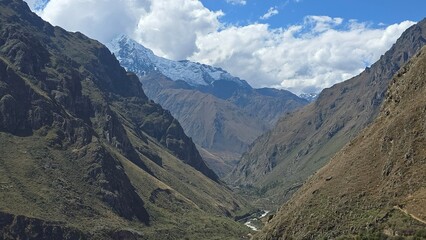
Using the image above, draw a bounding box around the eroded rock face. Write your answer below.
[84,145,150,224]
[0,94,17,131]
[115,95,219,181]
[0,212,86,240]
[0,36,151,228]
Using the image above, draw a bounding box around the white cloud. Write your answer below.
[25,0,49,11]
[26,0,415,94]
[190,18,415,93]
[134,0,223,60]
[24,0,37,9]
[260,7,279,20]
[37,0,147,44]
[226,0,247,5]
[33,0,222,60]
[303,15,343,33]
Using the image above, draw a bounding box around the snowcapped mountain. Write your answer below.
[299,93,318,102]
[108,35,307,177]
[108,35,248,88]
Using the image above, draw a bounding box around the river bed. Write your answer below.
[244,210,270,231]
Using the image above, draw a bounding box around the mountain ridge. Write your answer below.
[0,1,252,238]
[109,35,308,176]
[255,44,426,239]
[108,35,248,88]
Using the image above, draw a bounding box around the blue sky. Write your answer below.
[27,0,424,94]
[202,0,425,28]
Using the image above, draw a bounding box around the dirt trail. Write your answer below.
[393,206,426,225]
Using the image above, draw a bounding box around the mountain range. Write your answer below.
[228,18,426,208]
[0,1,253,239]
[108,36,308,177]
[1,0,426,239]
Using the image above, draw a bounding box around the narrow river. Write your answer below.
[244,210,270,231]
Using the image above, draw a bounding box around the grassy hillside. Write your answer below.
[0,0,252,238]
[255,46,426,239]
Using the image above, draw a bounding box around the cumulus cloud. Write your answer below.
[134,0,223,59]
[190,18,414,93]
[32,0,222,60]
[260,7,279,20]
[26,0,415,94]
[38,0,147,44]
[226,0,247,5]
[304,15,343,33]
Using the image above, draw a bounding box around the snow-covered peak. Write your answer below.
[108,35,245,87]
[109,35,155,57]
[299,93,319,102]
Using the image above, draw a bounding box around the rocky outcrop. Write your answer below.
[0,27,150,227]
[0,212,86,240]
[83,144,150,224]
[112,92,219,181]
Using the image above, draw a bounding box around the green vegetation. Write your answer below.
[254,45,426,239]
[0,1,253,238]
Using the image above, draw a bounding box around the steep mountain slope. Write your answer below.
[0,1,252,239]
[229,18,426,207]
[255,45,426,239]
[109,36,307,177]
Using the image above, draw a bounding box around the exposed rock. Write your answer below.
[84,145,150,224]
[0,211,86,240]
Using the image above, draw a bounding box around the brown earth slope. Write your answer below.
[228,18,426,208]
[139,73,266,176]
[140,74,307,177]
[255,45,426,239]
